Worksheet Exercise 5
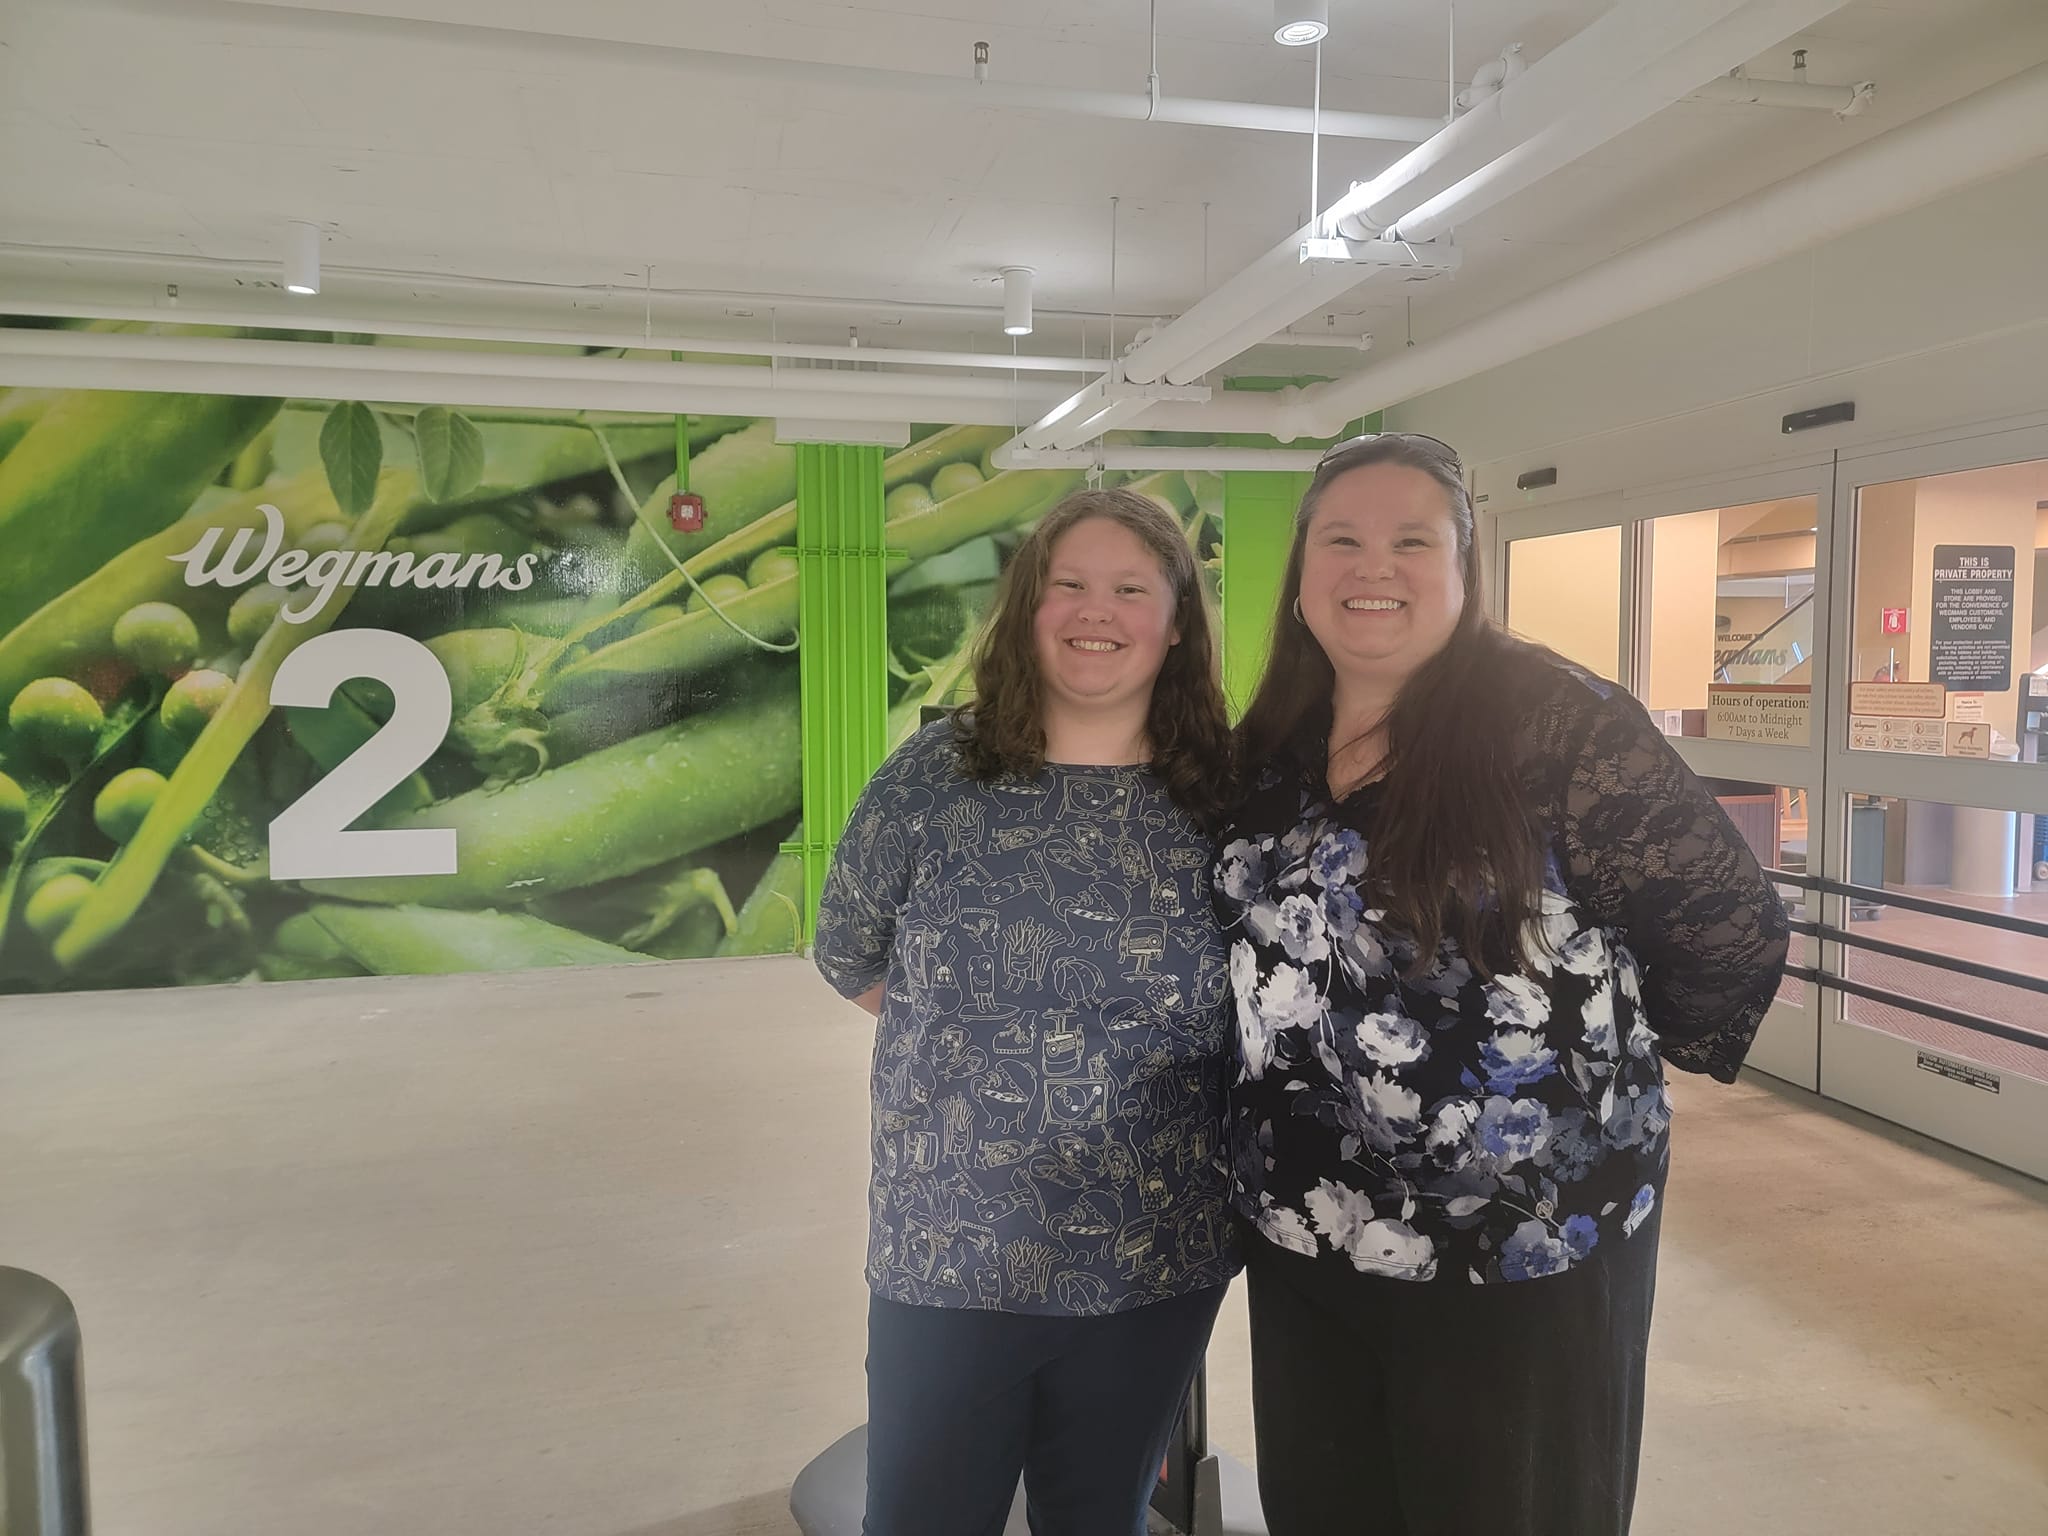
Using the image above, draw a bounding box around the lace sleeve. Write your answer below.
[1534,676,1792,1082]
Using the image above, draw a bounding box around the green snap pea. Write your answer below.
[746,549,800,587]
[885,482,936,519]
[633,604,685,635]
[23,873,96,944]
[160,669,234,738]
[112,602,201,674]
[300,686,801,907]
[306,901,649,974]
[687,573,750,613]
[882,424,1010,491]
[930,461,985,501]
[9,677,104,766]
[885,465,1092,563]
[226,584,291,650]
[93,767,168,844]
[0,389,283,632]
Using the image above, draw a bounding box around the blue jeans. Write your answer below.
[863,1286,1226,1536]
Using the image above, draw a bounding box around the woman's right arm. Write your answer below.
[811,735,930,1009]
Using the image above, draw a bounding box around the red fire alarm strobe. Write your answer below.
[669,490,705,533]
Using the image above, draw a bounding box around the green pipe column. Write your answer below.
[794,443,890,933]
[1219,471,1311,717]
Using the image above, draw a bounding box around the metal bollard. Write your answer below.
[0,1267,90,1536]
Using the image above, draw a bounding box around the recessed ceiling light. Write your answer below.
[1274,1,1329,46]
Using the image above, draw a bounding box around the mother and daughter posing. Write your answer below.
[815,433,1790,1536]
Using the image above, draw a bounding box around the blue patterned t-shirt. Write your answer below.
[813,721,1241,1316]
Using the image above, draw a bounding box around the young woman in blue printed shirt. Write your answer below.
[1217,434,1789,1536]
[814,488,1242,1536]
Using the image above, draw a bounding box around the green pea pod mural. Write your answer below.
[0,353,1220,995]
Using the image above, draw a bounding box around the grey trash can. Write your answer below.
[0,1266,91,1536]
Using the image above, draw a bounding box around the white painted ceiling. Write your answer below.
[2,0,2045,370]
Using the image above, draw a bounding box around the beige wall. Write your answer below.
[1855,479,1919,682]
[1720,532,1818,578]
[1505,525,1623,681]
[1645,509,1720,712]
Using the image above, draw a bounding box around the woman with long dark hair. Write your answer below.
[813,487,1240,1536]
[1218,434,1789,1535]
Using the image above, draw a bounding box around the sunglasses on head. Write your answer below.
[1314,431,1463,473]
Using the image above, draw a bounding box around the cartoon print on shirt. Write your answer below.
[812,722,1239,1315]
[973,1060,1037,1134]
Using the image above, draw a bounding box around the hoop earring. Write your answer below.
[1293,597,1305,624]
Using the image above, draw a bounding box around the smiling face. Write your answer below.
[1297,461,1467,694]
[1032,514,1180,724]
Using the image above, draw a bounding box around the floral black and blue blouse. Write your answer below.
[814,721,1241,1317]
[1216,662,1789,1286]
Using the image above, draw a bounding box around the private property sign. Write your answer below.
[1929,544,2016,692]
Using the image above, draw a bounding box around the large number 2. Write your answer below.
[268,629,458,881]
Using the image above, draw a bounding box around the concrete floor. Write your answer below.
[2,956,2044,1536]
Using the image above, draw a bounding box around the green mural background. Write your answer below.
[0,355,1237,996]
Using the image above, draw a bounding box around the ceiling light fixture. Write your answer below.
[1273,0,1329,47]
[1001,266,1035,335]
[283,220,321,295]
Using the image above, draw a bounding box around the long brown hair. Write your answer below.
[1234,436,1554,975]
[953,487,1233,829]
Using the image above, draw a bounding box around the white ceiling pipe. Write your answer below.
[0,352,1057,431]
[1330,0,1847,241]
[0,242,1128,327]
[1114,0,1809,393]
[1281,60,2048,439]
[1162,286,1388,389]
[1691,72,1874,112]
[0,328,1070,407]
[993,444,1326,471]
[1382,0,1857,246]
[0,295,1106,375]
[1,243,1320,357]
[1265,331,1373,351]
[1138,390,1323,436]
[99,0,1442,144]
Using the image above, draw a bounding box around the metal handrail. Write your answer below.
[0,1267,90,1536]
[1764,868,2047,1051]
[1766,866,2048,941]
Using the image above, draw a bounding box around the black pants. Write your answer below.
[863,1286,1225,1536]
[1245,1209,1661,1536]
